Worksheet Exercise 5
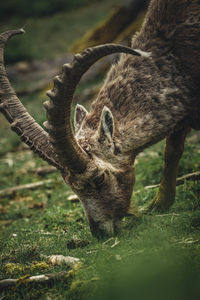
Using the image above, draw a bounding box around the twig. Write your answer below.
[103,237,115,245]
[144,171,200,190]
[0,179,57,197]
[175,171,200,186]
[155,213,180,217]
[0,271,68,291]
[110,238,120,248]
[174,238,199,245]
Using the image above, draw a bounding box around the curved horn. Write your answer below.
[44,43,142,173]
[0,30,64,172]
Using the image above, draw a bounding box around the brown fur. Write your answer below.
[70,0,200,237]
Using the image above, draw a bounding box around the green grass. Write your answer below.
[0,128,199,299]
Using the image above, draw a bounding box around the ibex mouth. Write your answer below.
[89,218,120,239]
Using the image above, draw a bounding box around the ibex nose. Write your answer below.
[88,218,116,239]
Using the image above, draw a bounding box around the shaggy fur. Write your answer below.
[73,0,200,236]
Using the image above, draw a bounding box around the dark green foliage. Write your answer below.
[0,0,93,19]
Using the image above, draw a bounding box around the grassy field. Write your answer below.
[0,132,199,299]
[0,1,200,299]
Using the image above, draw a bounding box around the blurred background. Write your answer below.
[2,0,148,63]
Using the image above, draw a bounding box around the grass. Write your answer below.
[0,126,199,299]
[0,2,200,299]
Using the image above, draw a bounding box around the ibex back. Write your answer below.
[0,0,199,238]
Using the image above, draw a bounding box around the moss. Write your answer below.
[66,269,75,280]
[18,274,32,285]
[30,261,49,272]
[70,279,88,291]
[4,261,49,276]
[75,262,83,270]
[4,263,24,275]
[69,278,99,300]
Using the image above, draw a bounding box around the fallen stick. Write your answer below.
[0,255,80,291]
[144,171,200,190]
[0,271,68,291]
[0,179,58,197]
[133,171,200,196]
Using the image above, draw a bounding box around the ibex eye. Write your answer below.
[93,173,105,186]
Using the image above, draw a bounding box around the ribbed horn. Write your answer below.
[0,30,64,172]
[44,43,142,173]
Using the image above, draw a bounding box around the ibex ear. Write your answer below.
[74,104,88,132]
[99,106,114,141]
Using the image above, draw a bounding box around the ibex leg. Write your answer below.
[148,127,189,211]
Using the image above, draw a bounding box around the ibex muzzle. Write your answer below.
[0,0,199,238]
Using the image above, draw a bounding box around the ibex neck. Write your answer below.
[98,52,191,155]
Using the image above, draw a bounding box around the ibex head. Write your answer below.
[67,104,136,237]
[0,30,143,238]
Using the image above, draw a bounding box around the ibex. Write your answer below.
[0,0,199,238]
